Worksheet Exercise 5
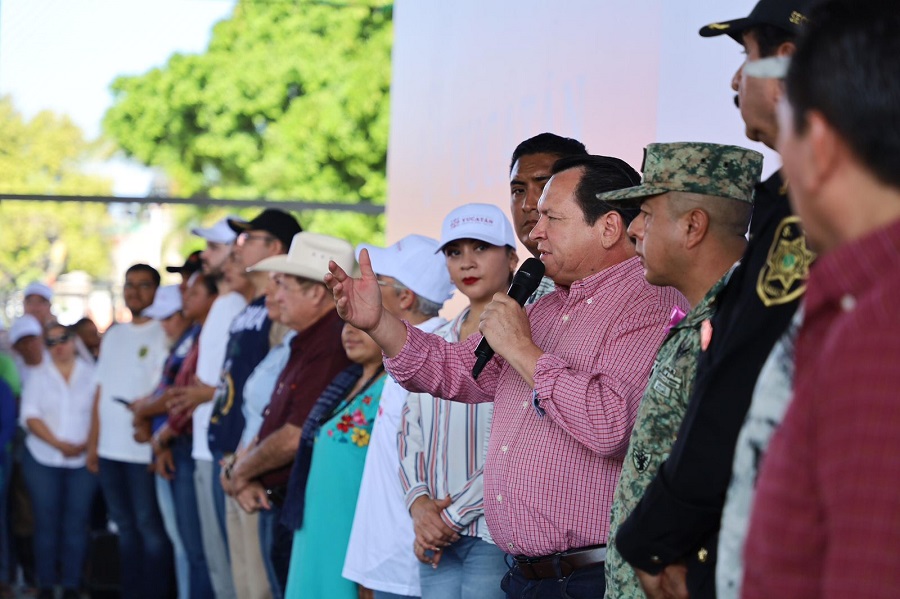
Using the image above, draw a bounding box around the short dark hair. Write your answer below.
[786,0,900,189]
[509,133,588,172]
[746,23,797,56]
[73,317,95,331]
[194,273,219,297]
[551,155,642,226]
[125,263,161,287]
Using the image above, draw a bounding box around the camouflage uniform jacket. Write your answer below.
[605,272,731,599]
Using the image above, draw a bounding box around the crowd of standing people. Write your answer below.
[0,0,898,598]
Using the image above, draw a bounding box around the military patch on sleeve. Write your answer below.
[632,445,652,472]
[756,216,815,307]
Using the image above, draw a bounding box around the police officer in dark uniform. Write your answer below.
[614,2,815,598]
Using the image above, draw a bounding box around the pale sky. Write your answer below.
[0,0,235,193]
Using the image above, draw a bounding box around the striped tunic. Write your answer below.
[398,308,494,539]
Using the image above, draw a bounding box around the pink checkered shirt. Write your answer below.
[386,256,687,557]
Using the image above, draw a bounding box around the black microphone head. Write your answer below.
[505,258,546,305]
[514,257,545,284]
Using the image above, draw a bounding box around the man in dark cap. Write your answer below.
[203,208,300,594]
[614,2,815,598]
[165,250,203,293]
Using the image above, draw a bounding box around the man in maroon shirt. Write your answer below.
[744,2,900,598]
[225,232,356,596]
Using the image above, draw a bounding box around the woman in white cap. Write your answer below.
[398,202,518,598]
[19,322,98,599]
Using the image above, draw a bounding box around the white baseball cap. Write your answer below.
[23,282,53,302]
[191,216,242,245]
[357,235,455,305]
[142,285,183,320]
[250,232,355,282]
[437,203,517,252]
[9,315,42,344]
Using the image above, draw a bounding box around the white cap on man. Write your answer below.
[142,285,183,320]
[23,282,53,302]
[357,235,455,305]
[191,216,242,244]
[9,315,43,345]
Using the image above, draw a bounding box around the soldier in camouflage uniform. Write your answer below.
[595,142,763,599]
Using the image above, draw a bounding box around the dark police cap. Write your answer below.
[699,0,811,42]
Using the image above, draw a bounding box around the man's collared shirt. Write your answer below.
[744,217,900,599]
[606,272,730,598]
[255,309,350,489]
[386,256,687,557]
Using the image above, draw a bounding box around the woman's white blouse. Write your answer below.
[20,358,97,468]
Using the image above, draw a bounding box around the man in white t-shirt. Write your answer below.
[342,235,454,599]
[166,216,245,599]
[86,264,171,599]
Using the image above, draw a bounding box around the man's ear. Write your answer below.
[776,40,797,57]
[684,209,710,250]
[802,110,841,197]
[771,42,798,105]
[397,287,416,311]
[308,282,329,302]
[598,212,626,250]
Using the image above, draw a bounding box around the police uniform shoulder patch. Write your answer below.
[756,216,815,307]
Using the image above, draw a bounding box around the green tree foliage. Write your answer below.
[103,0,392,246]
[0,96,113,295]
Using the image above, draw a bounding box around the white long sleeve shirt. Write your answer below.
[20,358,97,468]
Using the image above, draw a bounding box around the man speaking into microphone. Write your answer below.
[326,155,687,598]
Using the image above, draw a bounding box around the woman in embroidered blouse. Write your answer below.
[20,322,98,599]
[399,203,518,598]
[284,322,388,599]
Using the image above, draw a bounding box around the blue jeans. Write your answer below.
[156,475,189,599]
[98,457,173,599]
[169,437,214,599]
[500,559,606,599]
[258,504,290,599]
[373,593,419,599]
[0,444,11,584]
[420,535,507,599]
[194,460,237,599]
[21,449,97,589]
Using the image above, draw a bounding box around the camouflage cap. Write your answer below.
[596,142,764,204]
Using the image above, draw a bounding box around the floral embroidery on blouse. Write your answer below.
[351,428,370,447]
[321,384,383,448]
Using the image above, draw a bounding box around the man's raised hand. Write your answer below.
[325,248,384,331]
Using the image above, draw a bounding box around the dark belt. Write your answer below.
[513,545,607,580]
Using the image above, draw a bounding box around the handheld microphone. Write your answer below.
[472,257,546,379]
